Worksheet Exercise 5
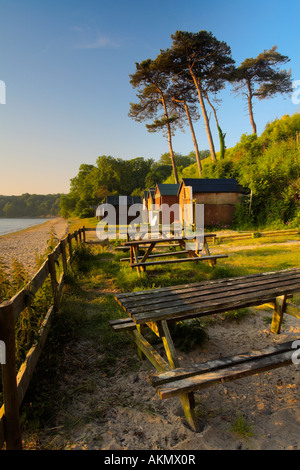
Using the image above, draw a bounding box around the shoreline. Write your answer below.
[0,217,57,238]
[0,217,69,276]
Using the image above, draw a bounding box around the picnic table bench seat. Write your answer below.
[119,233,226,272]
[129,253,228,268]
[148,340,296,399]
[110,268,300,431]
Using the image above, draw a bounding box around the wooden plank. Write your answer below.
[16,306,54,407]
[0,302,22,450]
[271,295,286,334]
[57,272,65,308]
[109,318,136,331]
[285,302,300,320]
[131,281,300,324]
[48,252,59,312]
[160,320,179,369]
[127,275,300,317]
[129,254,228,268]
[120,250,191,261]
[10,259,49,320]
[158,320,200,432]
[140,242,156,263]
[127,330,171,372]
[156,350,294,399]
[121,272,300,312]
[0,412,5,450]
[132,245,142,274]
[116,269,300,302]
[148,340,296,387]
[60,238,68,274]
[116,269,300,301]
[124,234,216,246]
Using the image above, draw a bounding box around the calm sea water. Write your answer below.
[0,218,50,236]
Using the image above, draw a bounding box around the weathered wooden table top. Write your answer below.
[123,234,216,246]
[115,268,300,325]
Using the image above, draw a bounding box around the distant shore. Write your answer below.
[0,217,69,277]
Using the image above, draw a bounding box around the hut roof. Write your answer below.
[156,183,180,196]
[106,195,142,206]
[178,178,244,195]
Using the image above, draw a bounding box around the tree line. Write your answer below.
[59,152,209,218]
[0,194,62,218]
[128,30,293,183]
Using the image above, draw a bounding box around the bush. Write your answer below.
[209,114,300,229]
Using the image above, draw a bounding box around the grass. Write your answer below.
[229,413,255,441]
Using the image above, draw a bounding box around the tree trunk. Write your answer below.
[161,94,179,184]
[172,97,202,177]
[183,101,202,176]
[167,122,179,184]
[247,79,257,134]
[189,69,217,163]
[205,92,226,159]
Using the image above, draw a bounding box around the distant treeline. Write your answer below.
[0,193,62,218]
[59,151,209,218]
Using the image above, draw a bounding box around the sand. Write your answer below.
[0,217,69,276]
[31,304,300,451]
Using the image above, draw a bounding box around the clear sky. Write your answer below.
[0,0,299,196]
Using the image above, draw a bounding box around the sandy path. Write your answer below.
[30,290,300,451]
[0,217,69,276]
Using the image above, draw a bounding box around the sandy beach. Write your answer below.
[0,217,69,276]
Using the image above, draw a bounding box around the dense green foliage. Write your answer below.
[59,153,198,218]
[199,113,300,229]
[0,193,61,218]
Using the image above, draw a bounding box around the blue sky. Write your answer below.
[0,0,299,196]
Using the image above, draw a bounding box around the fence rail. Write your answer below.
[0,227,87,450]
[209,228,300,244]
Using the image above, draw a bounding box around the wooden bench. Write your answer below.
[129,254,228,268]
[148,340,295,399]
[110,268,300,431]
[120,234,227,273]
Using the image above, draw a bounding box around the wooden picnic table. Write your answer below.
[111,268,300,431]
[121,233,228,272]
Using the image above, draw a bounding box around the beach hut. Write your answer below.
[154,183,180,224]
[178,178,244,227]
[144,188,156,224]
[100,195,143,224]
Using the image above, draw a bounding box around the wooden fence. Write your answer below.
[0,227,87,450]
[210,228,300,244]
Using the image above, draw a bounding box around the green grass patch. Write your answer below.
[229,413,255,441]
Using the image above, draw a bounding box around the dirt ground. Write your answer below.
[23,300,300,451]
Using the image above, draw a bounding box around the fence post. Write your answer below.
[82,226,86,243]
[60,239,68,274]
[67,233,73,261]
[74,231,79,249]
[0,302,22,450]
[48,252,59,312]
